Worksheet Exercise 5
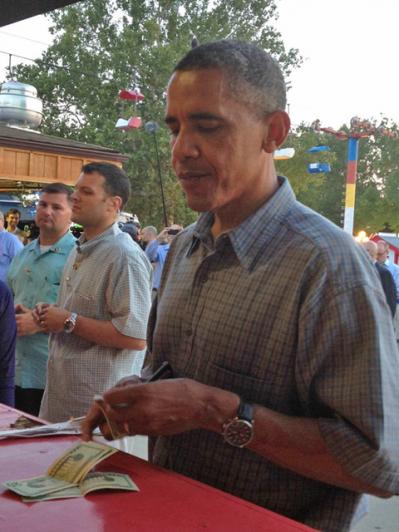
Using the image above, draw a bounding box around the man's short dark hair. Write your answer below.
[174,40,286,118]
[81,162,131,208]
[40,182,73,200]
[5,208,21,218]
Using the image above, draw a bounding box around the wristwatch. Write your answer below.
[63,312,78,334]
[222,398,254,448]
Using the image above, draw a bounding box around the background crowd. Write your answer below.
[0,174,182,414]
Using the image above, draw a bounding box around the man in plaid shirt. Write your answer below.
[83,41,399,531]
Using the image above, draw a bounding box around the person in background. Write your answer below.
[361,240,396,317]
[120,221,141,245]
[0,280,16,407]
[5,208,28,244]
[377,240,399,339]
[145,225,183,298]
[140,226,157,250]
[0,210,23,283]
[37,162,152,423]
[83,40,399,532]
[8,183,75,416]
[5,208,21,235]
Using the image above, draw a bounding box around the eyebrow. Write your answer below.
[165,112,223,125]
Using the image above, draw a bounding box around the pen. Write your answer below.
[94,361,173,409]
[145,360,172,382]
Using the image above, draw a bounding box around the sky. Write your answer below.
[0,0,398,129]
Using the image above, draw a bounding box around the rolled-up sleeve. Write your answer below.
[297,281,399,493]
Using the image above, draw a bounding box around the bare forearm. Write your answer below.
[73,315,146,350]
[203,387,391,498]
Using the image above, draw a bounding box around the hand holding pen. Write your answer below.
[81,362,173,441]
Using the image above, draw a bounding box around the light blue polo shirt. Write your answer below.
[8,231,76,389]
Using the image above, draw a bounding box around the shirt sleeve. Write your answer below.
[297,281,399,494]
[0,281,16,406]
[145,240,159,263]
[106,246,152,341]
[8,234,24,257]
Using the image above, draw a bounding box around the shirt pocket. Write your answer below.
[0,251,11,265]
[203,362,269,406]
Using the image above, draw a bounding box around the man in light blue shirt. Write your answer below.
[0,211,23,283]
[8,183,75,415]
[145,225,182,295]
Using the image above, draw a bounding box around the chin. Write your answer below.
[185,194,214,213]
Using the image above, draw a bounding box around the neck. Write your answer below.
[212,164,279,238]
[39,228,69,246]
[83,220,115,241]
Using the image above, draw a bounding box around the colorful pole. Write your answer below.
[343,137,359,235]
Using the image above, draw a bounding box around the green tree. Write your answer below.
[276,119,399,234]
[12,0,301,228]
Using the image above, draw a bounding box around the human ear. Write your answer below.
[108,195,123,213]
[262,111,291,153]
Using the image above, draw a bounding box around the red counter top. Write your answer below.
[0,404,316,532]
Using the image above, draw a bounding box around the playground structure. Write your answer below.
[311,118,397,235]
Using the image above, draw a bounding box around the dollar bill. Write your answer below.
[47,441,117,484]
[4,441,119,499]
[4,476,73,498]
[80,472,139,495]
[22,486,82,502]
[21,472,138,502]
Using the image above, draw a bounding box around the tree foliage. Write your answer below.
[276,119,399,234]
[12,0,301,228]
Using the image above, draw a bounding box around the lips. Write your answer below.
[178,172,207,180]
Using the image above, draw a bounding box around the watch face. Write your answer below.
[224,419,254,448]
[64,319,74,333]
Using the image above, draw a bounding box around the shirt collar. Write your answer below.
[31,230,75,255]
[189,176,296,271]
[76,222,121,255]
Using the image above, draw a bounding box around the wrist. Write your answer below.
[199,384,240,433]
[63,311,78,333]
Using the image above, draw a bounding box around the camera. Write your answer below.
[167,228,180,235]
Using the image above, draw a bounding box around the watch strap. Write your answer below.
[237,398,254,422]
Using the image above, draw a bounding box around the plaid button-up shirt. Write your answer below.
[148,177,399,532]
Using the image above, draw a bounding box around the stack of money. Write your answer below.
[4,441,138,502]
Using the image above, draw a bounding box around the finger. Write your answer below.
[80,404,104,441]
[103,384,140,409]
[32,308,41,323]
[98,420,115,441]
[116,375,143,388]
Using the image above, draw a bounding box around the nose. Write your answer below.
[171,128,200,161]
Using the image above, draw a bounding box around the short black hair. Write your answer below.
[82,162,131,208]
[121,221,140,243]
[174,40,286,117]
[5,208,21,218]
[40,182,73,200]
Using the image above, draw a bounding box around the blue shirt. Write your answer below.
[145,241,170,290]
[0,280,16,406]
[8,231,76,389]
[0,230,23,283]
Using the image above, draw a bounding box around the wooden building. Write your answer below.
[0,125,127,192]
